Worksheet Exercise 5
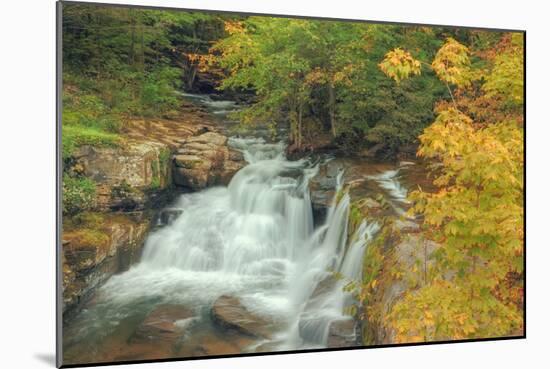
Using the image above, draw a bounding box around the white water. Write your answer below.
[177,91,239,114]
[74,133,380,351]
[367,167,411,216]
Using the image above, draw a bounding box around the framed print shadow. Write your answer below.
[56,1,526,367]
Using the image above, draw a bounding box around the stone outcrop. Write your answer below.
[211,295,271,339]
[62,213,150,318]
[74,141,172,211]
[69,113,221,213]
[173,132,245,190]
[361,219,438,345]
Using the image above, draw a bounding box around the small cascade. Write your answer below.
[367,168,411,215]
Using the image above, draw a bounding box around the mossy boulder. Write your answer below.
[62,212,151,317]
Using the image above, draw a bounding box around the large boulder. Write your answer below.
[74,141,172,211]
[211,295,271,339]
[173,132,245,190]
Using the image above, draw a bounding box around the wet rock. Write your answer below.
[219,156,246,184]
[188,334,255,357]
[311,200,331,224]
[254,341,282,353]
[310,276,338,300]
[228,149,243,162]
[309,162,342,225]
[211,295,271,339]
[327,319,358,347]
[173,132,245,190]
[130,305,195,343]
[157,208,183,226]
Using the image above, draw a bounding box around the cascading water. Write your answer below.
[367,168,411,216]
[64,133,379,354]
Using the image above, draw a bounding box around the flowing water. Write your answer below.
[64,132,380,362]
[62,94,424,364]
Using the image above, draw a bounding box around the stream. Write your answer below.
[63,93,426,364]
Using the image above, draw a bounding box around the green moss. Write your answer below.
[62,125,121,160]
[69,212,106,229]
[159,147,171,164]
[150,177,161,190]
[64,211,140,234]
[150,160,160,189]
[64,228,110,250]
[149,147,172,190]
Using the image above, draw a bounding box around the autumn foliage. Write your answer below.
[379,34,524,342]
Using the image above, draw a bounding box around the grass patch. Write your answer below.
[62,124,122,160]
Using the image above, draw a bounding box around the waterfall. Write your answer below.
[86,133,380,351]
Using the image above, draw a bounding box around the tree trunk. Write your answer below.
[129,13,135,67]
[187,66,198,90]
[297,102,303,149]
[328,83,336,138]
[140,22,145,72]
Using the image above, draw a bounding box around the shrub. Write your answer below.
[62,175,97,216]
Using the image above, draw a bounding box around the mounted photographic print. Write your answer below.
[57,1,525,367]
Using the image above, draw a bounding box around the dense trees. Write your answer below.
[214,19,448,155]
[61,4,224,214]
[62,5,225,123]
